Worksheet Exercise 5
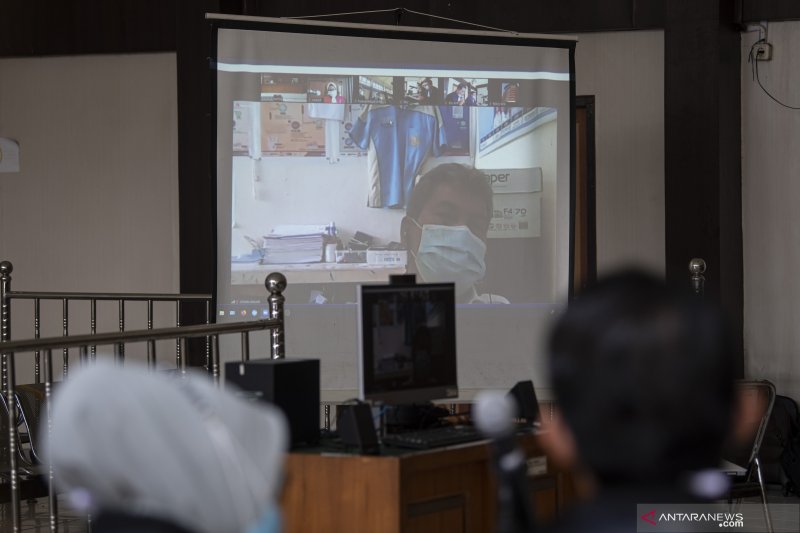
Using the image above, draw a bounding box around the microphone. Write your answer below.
[475,391,535,533]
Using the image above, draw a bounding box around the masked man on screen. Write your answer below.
[400,163,509,304]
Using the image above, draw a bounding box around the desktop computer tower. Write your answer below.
[225,358,320,448]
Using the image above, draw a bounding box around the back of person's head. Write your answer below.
[47,364,288,533]
[548,270,734,486]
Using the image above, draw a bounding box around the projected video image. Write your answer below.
[485,79,538,107]
[215,23,575,404]
[444,78,488,106]
[307,77,350,103]
[260,74,307,103]
[356,76,394,104]
[404,77,442,105]
[501,82,520,104]
[228,70,558,305]
[259,102,325,155]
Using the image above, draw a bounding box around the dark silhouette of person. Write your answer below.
[539,271,738,532]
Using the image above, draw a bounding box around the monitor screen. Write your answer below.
[358,282,457,404]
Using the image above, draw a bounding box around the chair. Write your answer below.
[15,383,52,465]
[725,380,776,533]
[0,394,11,474]
[0,393,47,503]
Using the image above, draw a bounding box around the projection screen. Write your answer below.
[211,15,576,400]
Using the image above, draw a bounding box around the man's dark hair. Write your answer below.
[548,270,734,485]
[406,163,493,221]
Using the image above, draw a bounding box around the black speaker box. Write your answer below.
[225,358,320,448]
[508,380,541,426]
[338,403,380,455]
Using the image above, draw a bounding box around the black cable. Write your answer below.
[748,39,800,111]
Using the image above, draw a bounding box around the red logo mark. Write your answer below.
[641,510,657,525]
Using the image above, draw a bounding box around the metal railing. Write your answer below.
[0,260,289,532]
[1,319,285,531]
[0,260,214,387]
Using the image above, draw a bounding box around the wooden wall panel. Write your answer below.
[244,0,665,33]
[664,0,743,371]
[0,0,178,57]
[1,0,798,60]
[742,0,800,22]
[0,0,668,60]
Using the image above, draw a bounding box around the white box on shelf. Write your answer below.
[366,250,408,267]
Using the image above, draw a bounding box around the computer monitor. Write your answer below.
[358,282,458,404]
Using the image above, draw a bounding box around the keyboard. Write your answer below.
[381,425,484,450]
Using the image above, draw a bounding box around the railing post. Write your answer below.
[266,272,287,359]
[205,300,211,372]
[4,345,20,531]
[44,348,57,531]
[180,337,188,375]
[147,299,155,369]
[212,334,221,383]
[324,404,331,432]
[689,258,706,297]
[90,298,97,361]
[62,298,69,378]
[34,298,41,383]
[241,332,250,363]
[1,261,12,392]
[2,261,20,530]
[117,300,125,363]
[175,302,182,370]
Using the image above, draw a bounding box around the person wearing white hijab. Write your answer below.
[46,364,288,533]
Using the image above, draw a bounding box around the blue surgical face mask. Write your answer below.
[410,220,486,295]
[245,505,282,533]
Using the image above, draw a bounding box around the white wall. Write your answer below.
[0,53,180,378]
[575,30,666,275]
[232,154,406,256]
[741,22,800,399]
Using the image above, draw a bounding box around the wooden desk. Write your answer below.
[281,434,572,533]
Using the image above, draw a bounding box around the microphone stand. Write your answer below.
[477,392,536,533]
[489,433,536,533]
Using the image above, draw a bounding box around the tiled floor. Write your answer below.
[739,487,800,533]
[0,497,87,533]
[1,486,798,532]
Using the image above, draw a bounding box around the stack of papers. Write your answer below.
[262,225,326,264]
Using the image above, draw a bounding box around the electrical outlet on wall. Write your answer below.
[753,42,773,61]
